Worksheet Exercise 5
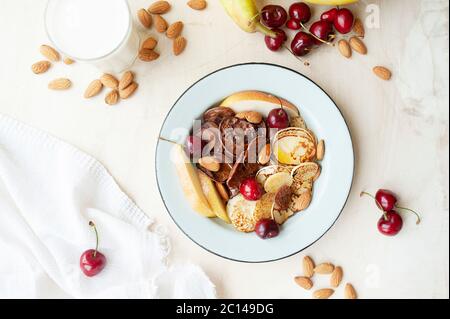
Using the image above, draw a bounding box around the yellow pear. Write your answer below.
[198,171,231,224]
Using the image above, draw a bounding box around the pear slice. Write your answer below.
[172,144,215,218]
[198,171,231,224]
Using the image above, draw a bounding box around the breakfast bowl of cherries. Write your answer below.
[156,63,354,262]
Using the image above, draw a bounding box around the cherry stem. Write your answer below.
[89,221,99,258]
[360,191,384,212]
[159,137,179,145]
[395,206,422,225]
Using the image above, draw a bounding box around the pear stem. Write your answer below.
[159,137,179,145]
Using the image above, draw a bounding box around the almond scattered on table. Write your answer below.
[32,61,51,74]
[119,71,134,90]
[40,45,60,62]
[100,74,119,89]
[84,79,103,98]
[154,14,168,33]
[137,8,153,28]
[48,78,72,90]
[166,21,184,39]
[338,39,352,58]
[148,1,171,14]
[105,89,119,105]
[142,37,158,50]
[314,263,335,274]
[294,276,313,290]
[353,18,365,38]
[173,36,187,56]
[330,266,343,288]
[139,48,160,62]
[313,288,334,299]
[345,283,357,299]
[373,66,392,81]
[349,36,367,55]
[303,256,315,278]
[119,82,139,99]
[188,0,207,10]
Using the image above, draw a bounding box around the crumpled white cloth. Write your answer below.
[0,114,216,299]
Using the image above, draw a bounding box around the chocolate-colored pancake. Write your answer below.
[203,107,235,126]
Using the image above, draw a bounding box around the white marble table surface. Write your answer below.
[0,0,448,299]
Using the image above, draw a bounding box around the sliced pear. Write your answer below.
[172,144,215,218]
[198,171,231,224]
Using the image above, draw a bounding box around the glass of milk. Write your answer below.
[45,0,140,73]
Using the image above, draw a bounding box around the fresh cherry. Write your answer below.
[309,20,334,45]
[321,8,338,23]
[255,219,280,239]
[261,5,288,28]
[286,18,302,30]
[267,108,290,129]
[334,8,354,34]
[375,189,397,211]
[240,178,263,201]
[377,211,403,236]
[291,31,315,56]
[185,135,204,158]
[265,28,287,51]
[80,221,107,277]
[289,2,311,23]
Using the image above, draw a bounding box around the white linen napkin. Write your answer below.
[0,114,216,299]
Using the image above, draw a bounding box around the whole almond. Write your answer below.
[48,78,71,90]
[317,140,325,161]
[188,0,207,11]
[142,37,158,50]
[345,283,357,299]
[330,266,343,288]
[314,263,335,274]
[173,36,187,56]
[349,36,367,55]
[294,276,313,290]
[119,82,139,99]
[313,289,334,299]
[353,18,365,37]
[373,66,392,81]
[40,45,60,62]
[139,48,160,62]
[63,57,75,65]
[154,15,168,33]
[105,90,119,105]
[166,21,184,39]
[100,74,119,89]
[199,156,220,172]
[119,71,134,90]
[31,61,51,74]
[84,79,103,98]
[338,39,352,58]
[258,144,271,165]
[303,256,315,278]
[137,9,152,28]
[148,1,171,14]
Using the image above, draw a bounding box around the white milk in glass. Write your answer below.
[45,0,139,73]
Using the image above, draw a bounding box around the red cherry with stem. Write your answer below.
[291,31,315,57]
[377,211,403,236]
[289,2,312,23]
[265,28,287,51]
[240,178,263,201]
[361,191,421,224]
[309,20,334,45]
[286,18,302,30]
[255,219,280,239]
[267,108,290,129]
[261,5,288,28]
[80,221,107,277]
[334,8,354,34]
[321,8,338,23]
